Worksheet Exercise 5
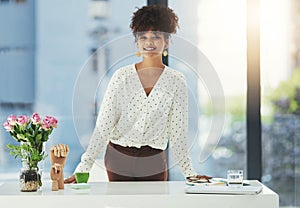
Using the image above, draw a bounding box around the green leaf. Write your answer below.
[36,133,42,141]
[28,137,35,145]
[25,132,33,139]
[38,173,42,186]
[17,134,24,140]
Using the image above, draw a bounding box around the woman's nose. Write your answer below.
[145,39,154,45]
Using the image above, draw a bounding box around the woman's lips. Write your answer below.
[143,47,156,51]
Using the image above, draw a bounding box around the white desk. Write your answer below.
[0,180,279,208]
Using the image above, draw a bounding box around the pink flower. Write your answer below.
[42,116,58,130]
[49,116,58,128]
[47,116,58,128]
[31,113,41,124]
[7,115,17,126]
[42,123,50,130]
[16,115,30,125]
[3,121,13,131]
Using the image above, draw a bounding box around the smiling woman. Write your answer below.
[65,4,211,183]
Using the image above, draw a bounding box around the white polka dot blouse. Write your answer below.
[74,64,197,178]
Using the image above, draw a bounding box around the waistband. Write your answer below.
[108,141,164,157]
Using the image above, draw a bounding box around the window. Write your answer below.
[0,0,27,4]
[15,0,26,3]
[260,0,299,206]
[0,47,28,55]
[169,0,247,180]
[0,0,9,3]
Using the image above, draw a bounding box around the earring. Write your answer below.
[136,51,141,57]
[163,50,168,57]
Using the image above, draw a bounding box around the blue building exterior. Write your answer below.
[0,0,35,172]
[0,0,35,104]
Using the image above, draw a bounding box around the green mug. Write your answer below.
[75,172,90,183]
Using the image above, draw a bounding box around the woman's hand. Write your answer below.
[64,175,76,184]
[186,175,213,182]
[196,175,212,180]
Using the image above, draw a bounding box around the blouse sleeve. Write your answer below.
[74,71,122,173]
[168,74,197,178]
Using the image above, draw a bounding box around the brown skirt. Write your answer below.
[104,141,167,181]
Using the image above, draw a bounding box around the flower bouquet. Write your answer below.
[3,113,58,191]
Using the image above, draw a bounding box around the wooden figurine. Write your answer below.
[50,144,69,191]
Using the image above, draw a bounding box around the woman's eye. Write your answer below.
[138,36,161,41]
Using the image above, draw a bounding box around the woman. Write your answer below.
[65,5,211,182]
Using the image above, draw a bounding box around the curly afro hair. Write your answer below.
[130,5,179,38]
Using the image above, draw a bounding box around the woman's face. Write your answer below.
[136,31,169,58]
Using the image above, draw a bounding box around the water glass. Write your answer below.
[227,170,243,187]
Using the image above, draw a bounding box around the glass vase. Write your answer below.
[19,167,38,192]
[19,141,46,191]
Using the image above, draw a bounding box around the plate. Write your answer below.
[70,183,91,190]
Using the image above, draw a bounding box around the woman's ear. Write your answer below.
[164,39,169,49]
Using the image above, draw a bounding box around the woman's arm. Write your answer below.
[73,71,122,174]
[168,74,198,178]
